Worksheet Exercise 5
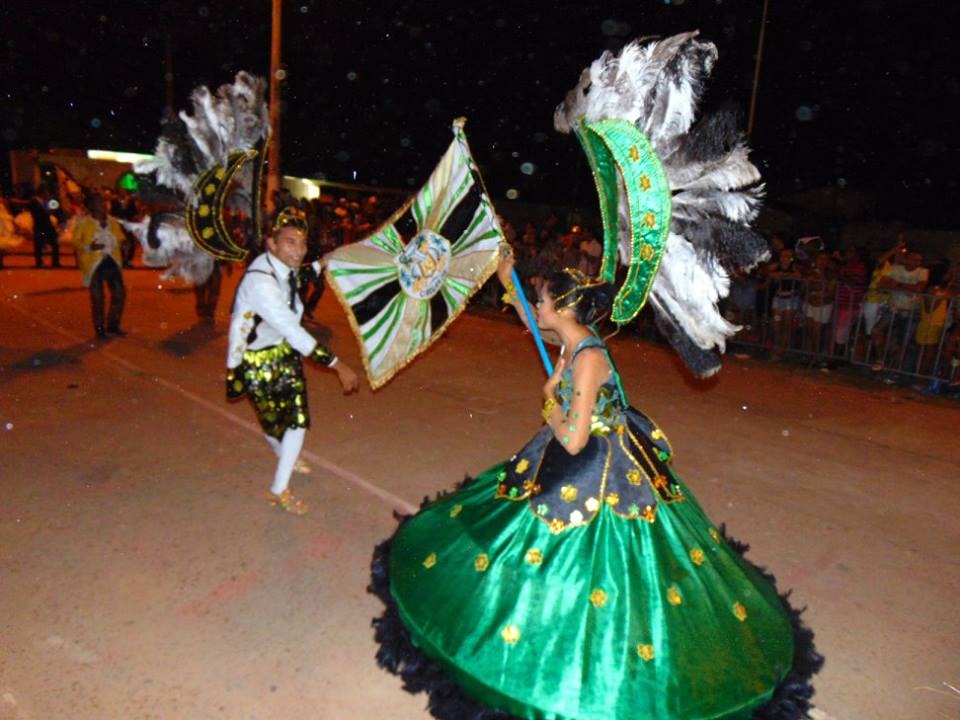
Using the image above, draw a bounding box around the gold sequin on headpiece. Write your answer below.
[551,267,606,311]
[272,206,308,234]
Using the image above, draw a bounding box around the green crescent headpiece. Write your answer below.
[574,118,671,324]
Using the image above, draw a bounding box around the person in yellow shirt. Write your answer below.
[71,193,128,339]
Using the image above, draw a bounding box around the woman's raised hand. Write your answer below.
[497,244,516,288]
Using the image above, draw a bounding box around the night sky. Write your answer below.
[2,0,958,226]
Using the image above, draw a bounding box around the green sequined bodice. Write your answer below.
[555,336,625,434]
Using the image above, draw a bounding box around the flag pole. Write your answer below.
[510,266,554,376]
[747,0,769,138]
[266,0,282,215]
[457,114,552,375]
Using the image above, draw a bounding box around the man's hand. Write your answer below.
[335,362,360,394]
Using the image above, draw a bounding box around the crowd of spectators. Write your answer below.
[0,184,144,269]
[266,189,608,293]
[5,180,958,391]
[268,187,392,263]
[722,231,960,389]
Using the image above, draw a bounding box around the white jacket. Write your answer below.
[226,252,335,369]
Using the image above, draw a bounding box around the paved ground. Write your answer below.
[1,259,958,720]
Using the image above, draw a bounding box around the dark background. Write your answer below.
[2,0,958,226]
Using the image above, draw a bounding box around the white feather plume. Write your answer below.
[673,187,764,225]
[122,216,215,286]
[667,144,760,191]
[138,71,268,203]
[650,234,735,352]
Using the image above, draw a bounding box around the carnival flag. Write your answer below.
[324,120,504,389]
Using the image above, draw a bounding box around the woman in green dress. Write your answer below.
[371,256,821,720]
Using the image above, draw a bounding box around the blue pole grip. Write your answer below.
[511,267,554,376]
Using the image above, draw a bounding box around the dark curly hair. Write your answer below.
[544,268,614,325]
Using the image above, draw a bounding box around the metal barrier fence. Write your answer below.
[723,278,960,387]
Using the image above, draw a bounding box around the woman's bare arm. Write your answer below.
[542,347,607,455]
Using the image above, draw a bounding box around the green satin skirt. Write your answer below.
[388,462,794,719]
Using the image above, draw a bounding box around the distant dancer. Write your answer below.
[10,187,61,268]
[71,194,127,339]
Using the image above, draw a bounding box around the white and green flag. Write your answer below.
[325,120,504,389]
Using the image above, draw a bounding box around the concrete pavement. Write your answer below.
[1,263,958,719]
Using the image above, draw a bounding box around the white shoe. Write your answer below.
[292,458,312,475]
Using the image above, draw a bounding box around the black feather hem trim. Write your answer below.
[369,480,823,720]
[719,524,825,720]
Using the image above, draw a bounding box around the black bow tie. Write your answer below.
[287,270,297,311]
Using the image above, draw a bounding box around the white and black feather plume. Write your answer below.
[556,32,768,377]
[121,214,214,284]
[133,72,269,284]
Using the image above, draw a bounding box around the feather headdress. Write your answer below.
[555,32,768,377]
[126,71,269,284]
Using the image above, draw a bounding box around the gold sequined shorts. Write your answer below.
[241,342,309,439]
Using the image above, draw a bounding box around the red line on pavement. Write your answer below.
[4,300,417,515]
[280,530,343,576]
[176,570,262,616]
